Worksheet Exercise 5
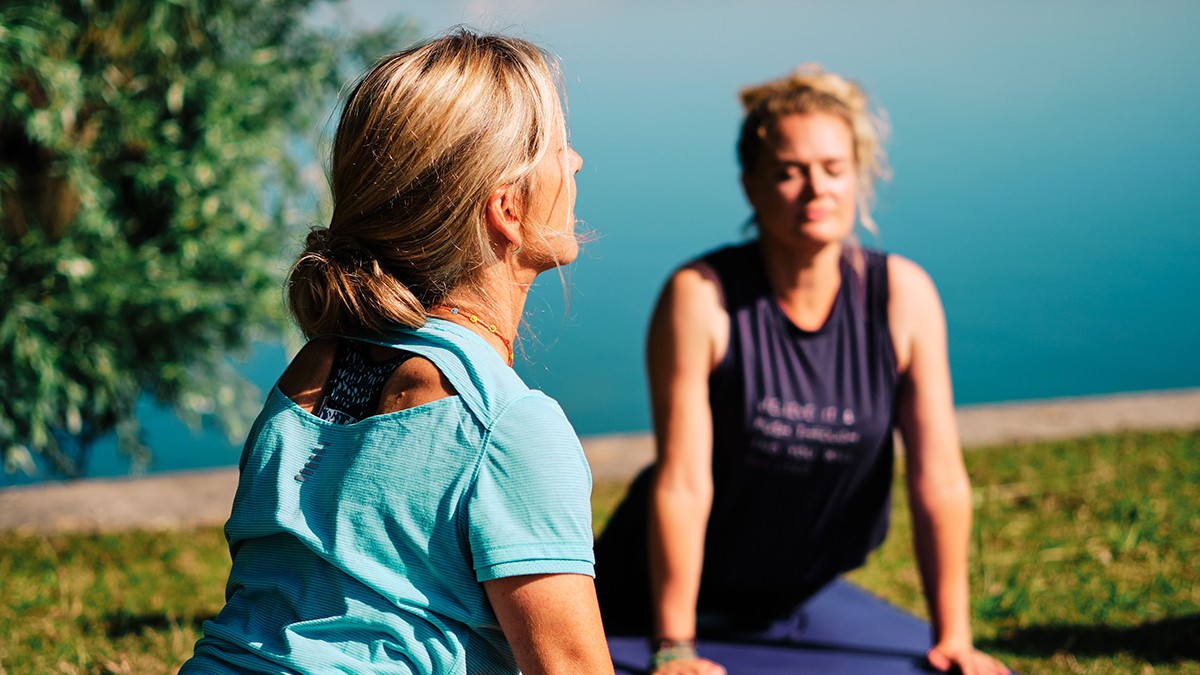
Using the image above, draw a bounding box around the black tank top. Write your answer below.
[699,240,899,614]
[593,241,900,625]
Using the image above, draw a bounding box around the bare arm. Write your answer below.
[645,265,727,674]
[484,573,614,675]
[889,256,1009,675]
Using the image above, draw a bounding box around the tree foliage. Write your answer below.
[0,0,415,479]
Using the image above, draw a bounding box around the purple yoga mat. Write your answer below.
[607,579,935,674]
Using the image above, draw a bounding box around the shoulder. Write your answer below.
[885,254,948,372]
[480,392,586,477]
[660,240,759,319]
[653,251,730,337]
[277,337,337,404]
[377,355,458,414]
[650,260,729,373]
[663,260,723,310]
[478,394,591,522]
[659,239,760,305]
[493,391,576,437]
[379,319,535,426]
[886,253,942,313]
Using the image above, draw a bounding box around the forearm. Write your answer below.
[515,636,614,675]
[649,480,712,640]
[909,471,974,646]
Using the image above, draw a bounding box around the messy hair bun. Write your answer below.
[287,228,426,337]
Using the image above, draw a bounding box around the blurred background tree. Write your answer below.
[0,0,415,479]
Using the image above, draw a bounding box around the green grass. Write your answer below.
[849,429,1200,674]
[2,429,1198,674]
[0,527,230,674]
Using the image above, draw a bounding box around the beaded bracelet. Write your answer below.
[651,637,699,670]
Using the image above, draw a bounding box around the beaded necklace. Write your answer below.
[430,305,514,366]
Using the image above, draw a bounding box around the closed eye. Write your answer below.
[825,161,850,177]
[776,164,806,182]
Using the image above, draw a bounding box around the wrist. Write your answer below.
[931,632,973,655]
[932,606,972,642]
[651,637,698,669]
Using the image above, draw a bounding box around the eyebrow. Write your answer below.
[767,156,851,167]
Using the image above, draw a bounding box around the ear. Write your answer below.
[485,184,523,251]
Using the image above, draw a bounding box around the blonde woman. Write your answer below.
[181,30,612,674]
[594,66,1010,675]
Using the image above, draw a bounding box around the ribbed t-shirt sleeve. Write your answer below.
[468,392,596,582]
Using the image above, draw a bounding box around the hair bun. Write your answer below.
[306,227,377,269]
[305,227,333,253]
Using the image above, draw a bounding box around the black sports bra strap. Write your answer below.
[313,339,415,425]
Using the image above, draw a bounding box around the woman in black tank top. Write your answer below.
[594,67,1010,675]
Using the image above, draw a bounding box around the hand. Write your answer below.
[926,641,1011,675]
[652,655,726,675]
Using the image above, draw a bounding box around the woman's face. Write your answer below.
[525,142,584,269]
[742,112,858,250]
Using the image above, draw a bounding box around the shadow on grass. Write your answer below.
[979,614,1200,664]
[104,610,215,638]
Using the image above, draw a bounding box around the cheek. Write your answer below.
[772,183,805,208]
[751,179,789,202]
[747,178,800,215]
[834,178,858,204]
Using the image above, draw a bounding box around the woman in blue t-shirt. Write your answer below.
[594,66,1009,675]
[181,29,613,674]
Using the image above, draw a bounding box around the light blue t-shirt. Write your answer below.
[182,319,595,674]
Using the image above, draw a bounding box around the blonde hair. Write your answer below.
[737,64,890,235]
[288,28,568,338]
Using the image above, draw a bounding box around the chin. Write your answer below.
[556,247,580,267]
[533,246,578,273]
[797,220,852,243]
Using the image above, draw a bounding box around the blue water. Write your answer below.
[6,1,1199,486]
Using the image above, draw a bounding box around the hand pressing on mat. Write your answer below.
[927,642,1011,675]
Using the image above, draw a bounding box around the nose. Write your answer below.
[570,147,583,173]
[805,168,830,197]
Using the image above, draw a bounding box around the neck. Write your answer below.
[433,245,551,365]
[432,277,530,366]
[759,239,845,330]
[430,302,516,366]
